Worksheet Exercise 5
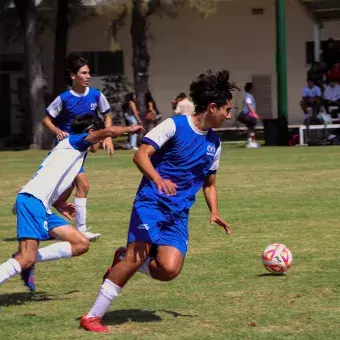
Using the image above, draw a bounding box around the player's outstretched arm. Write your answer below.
[133,144,177,196]
[203,174,231,236]
[85,125,144,145]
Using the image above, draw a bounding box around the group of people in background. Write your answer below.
[301,37,340,124]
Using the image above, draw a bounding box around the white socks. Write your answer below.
[36,242,72,262]
[74,197,87,232]
[0,258,21,285]
[87,279,121,318]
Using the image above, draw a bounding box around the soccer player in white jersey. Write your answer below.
[42,54,113,241]
[0,116,144,292]
[80,70,235,332]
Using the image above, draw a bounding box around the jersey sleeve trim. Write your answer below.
[141,137,160,150]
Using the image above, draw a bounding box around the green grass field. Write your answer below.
[1,145,340,340]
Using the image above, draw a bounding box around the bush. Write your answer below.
[102,74,133,126]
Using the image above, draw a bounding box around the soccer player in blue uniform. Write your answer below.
[0,116,144,291]
[42,54,113,241]
[81,70,235,332]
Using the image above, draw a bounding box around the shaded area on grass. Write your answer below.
[0,291,57,307]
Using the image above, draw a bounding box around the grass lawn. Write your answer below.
[0,145,340,340]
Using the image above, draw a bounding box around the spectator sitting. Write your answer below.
[300,78,322,123]
[321,38,340,72]
[326,62,340,82]
[307,61,325,90]
[323,80,340,116]
[172,92,195,115]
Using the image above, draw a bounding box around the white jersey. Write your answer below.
[20,133,91,212]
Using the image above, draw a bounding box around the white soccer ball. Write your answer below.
[262,243,293,274]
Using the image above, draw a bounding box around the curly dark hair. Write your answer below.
[64,54,88,86]
[189,70,237,113]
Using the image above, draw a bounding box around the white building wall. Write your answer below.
[0,0,323,138]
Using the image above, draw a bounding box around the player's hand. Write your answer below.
[210,213,231,236]
[154,177,177,196]
[131,125,145,134]
[53,201,76,220]
[56,129,69,141]
[103,137,114,156]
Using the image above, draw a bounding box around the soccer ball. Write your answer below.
[262,243,293,274]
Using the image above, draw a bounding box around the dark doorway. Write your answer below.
[0,74,11,138]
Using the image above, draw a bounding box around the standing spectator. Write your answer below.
[237,82,260,148]
[307,61,325,91]
[326,62,340,82]
[122,92,142,151]
[143,91,160,134]
[300,79,322,122]
[323,80,340,115]
[172,92,195,115]
[321,38,340,71]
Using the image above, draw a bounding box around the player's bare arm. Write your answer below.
[102,113,114,156]
[85,125,144,145]
[133,144,177,196]
[203,174,231,235]
[42,115,69,141]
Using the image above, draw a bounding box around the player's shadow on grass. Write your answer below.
[0,291,63,307]
[2,237,17,242]
[103,309,197,326]
[103,309,162,325]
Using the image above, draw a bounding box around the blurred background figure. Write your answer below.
[300,78,322,124]
[143,91,161,134]
[122,92,142,150]
[237,82,261,148]
[321,38,340,72]
[307,61,325,91]
[172,92,195,116]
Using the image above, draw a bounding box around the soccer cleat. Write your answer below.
[12,253,36,292]
[81,230,101,241]
[102,247,126,282]
[80,315,109,333]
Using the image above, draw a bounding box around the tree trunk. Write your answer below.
[14,0,47,149]
[53,0,69,97]
[131,0,150,114]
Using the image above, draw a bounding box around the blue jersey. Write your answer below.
[46,87,110,133]
[139,115,221,212]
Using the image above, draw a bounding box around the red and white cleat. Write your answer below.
[80,315,109,333]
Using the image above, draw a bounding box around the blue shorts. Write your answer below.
[16,193,68,241]
[127,195,189,256]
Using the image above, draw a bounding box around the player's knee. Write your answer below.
[73,237,90,256]
[79,238,90,255]
[160,263,181,281]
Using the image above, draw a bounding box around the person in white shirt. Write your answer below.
[323,80,340,114]
[0,115,144,292]
[172,93,195,115]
